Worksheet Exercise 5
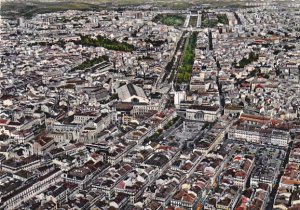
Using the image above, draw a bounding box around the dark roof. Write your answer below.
[113,102,134,111]
[127,83,138,96]
[188,105,219,112]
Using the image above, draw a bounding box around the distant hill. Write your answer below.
[0,0,293,19]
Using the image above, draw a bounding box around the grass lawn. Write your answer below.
[153,14,185,27]
[189,16,198,27]
[201,13,229,28]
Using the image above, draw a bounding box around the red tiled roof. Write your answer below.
[0,119,8,124]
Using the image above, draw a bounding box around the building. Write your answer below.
[185,105,220,122]
[116,83,149,103]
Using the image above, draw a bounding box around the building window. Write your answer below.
[195,111,204,120]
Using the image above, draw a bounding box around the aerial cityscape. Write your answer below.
[0,0,300,209]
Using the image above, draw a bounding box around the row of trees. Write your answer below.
[28,39,65,48]
[143,116,181,145]
[164,33,186,83]
[177,32,198,83]
[72,55,108,71]
[76,35,134,52]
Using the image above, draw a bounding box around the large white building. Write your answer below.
[185,105,220,122]
[174,91,186,109]
[229,124,290,147]
[116,83,149,103]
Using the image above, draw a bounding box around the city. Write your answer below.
[0,1,300,209]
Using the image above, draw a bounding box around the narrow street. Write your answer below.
[162,32,188,84]
[266,140,294,210]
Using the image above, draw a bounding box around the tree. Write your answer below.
[76,35,134,52]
